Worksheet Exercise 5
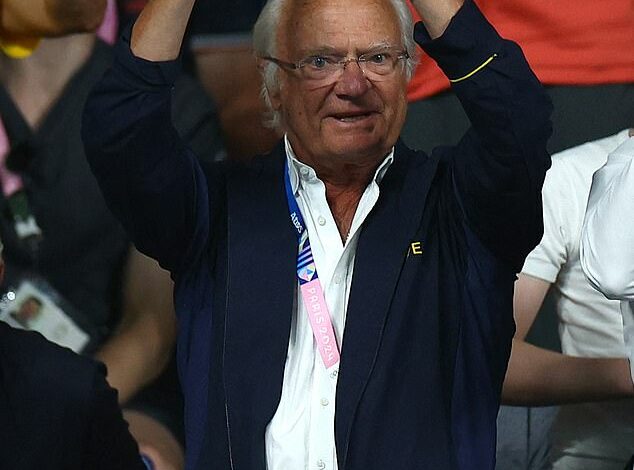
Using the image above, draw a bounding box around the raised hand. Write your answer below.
[409,0,464,38]
[131,0,197,61]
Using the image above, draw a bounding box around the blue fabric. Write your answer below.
[0,323,146,469]
[82,2,552,469]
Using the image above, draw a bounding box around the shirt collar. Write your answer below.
[284,134,395,194]
[611,129,634,157]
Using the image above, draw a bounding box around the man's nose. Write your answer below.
[334,60,370,97]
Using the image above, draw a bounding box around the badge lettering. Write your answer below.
[291,212,302,233]
[410,241,423,255]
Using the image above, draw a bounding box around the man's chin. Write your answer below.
[322,124,383,152]
[324,138,389,162]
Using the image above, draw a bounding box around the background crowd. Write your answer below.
[0,0,633,469]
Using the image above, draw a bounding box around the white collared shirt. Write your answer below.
[264,137,394,470]
[581,134,634,384]
[522,130,630,358]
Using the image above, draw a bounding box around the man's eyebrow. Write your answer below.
[365,40,395,51]
[296,41,397,57]
[296,45,345,56]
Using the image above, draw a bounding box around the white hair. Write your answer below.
[253,0,418,129]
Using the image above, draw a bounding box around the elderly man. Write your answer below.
[82,0,551,468]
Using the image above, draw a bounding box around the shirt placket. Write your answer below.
[279,150,390,470]
[303,173,342,470]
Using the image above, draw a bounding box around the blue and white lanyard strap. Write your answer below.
[284,164,341,379]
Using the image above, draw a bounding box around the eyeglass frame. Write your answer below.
[260,47,411,83]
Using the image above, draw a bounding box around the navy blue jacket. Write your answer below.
[82,2,552,469]
[0,323,145,469]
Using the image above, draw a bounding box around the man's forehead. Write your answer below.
[282,0,398,24]
[293,40,397,54]
[279,0,401,54]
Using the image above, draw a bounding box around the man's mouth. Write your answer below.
[330,111,376,122]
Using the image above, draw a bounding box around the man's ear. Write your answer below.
[269,87,282,112]
[256,57,282,111]
[255,56,266,74]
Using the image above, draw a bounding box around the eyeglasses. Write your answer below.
[262,47,410,85]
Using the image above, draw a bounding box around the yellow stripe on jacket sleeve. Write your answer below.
[449,54,497,83]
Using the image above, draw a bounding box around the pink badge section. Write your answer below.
[301,279,340,369]
[96,0,119,45]
[0,120,23,197]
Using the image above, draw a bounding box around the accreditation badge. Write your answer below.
[0,278,90,353]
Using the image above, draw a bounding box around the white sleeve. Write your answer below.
[581,136,634,385]
[581,137,634,300]
[522,158,575,283]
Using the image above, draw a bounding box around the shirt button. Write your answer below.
[300,167,310,177]
[320,397,329,407]
[318,216,326,226]
[317,460,326,469]
[333,274,342,284]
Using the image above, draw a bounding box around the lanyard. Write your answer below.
[0,117,42,255]
[284,163,341,377]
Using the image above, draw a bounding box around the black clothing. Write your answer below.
[0,322,145,470]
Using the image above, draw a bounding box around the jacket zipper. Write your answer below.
[225,217,235,470]
[225,400,235,469]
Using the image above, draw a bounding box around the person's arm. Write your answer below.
[502,339,633,406]
[94,247,183,470]
[513,273,550,340]
[581,136,634,301]
[83,362,147,470]
[413,0,552,273]
[0,0,106,37]
[95,247,176,404]
[130,0,195,61]
[410,0,463,39]
[504,273,634,405]
[82,0,217,273]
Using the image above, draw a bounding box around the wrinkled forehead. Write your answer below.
[278,0,402,57]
